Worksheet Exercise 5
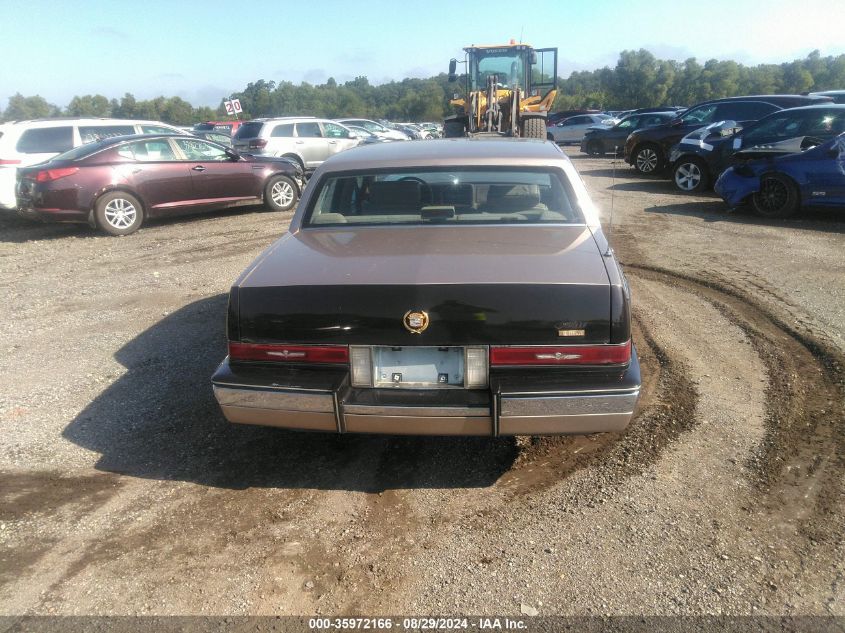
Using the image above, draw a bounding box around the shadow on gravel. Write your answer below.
[645,201,845,231]
[0,214,94,243]
[0,206,269,244]
[63,295,517,492]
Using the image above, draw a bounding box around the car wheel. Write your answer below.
[634,144,661,174]
[521,118,546,139]
[95,191,144,236]
[265,175,299,212]
[673,157,710,193]
[585,140,604,156]
[751,173,800,218]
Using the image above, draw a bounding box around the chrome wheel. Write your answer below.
[675,162,702,191]
[103,197,137,230]
[270,180,294,208]
[635,147,659,173]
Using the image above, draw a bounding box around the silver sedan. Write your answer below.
[548,114,612,144]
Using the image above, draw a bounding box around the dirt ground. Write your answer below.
[0,149,843,619]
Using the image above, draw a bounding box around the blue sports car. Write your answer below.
[714,133,845,217]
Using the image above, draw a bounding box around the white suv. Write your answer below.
[0,118,184,210]
[231,117,360,171]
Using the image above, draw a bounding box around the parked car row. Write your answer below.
[562,92,845,218]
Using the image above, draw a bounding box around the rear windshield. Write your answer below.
[305,168,582,227]
[16,127,74,154]
[233,122,264,140]
[195,122,233,133]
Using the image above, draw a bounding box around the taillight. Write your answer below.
[0,159,22,165]
[228,342,348,364]
[489,341,631,366]
[248,139,268,149]
[35,167,79,183]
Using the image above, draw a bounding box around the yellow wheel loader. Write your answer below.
[445,41,558,139]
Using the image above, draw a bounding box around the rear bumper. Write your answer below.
[211,347,641,436]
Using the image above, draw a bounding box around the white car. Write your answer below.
[0,118,184,210]
[547,114,612,144]
[231,117,361,171]
[336,118,410,141]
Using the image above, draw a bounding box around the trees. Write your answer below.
[2,93,60,121]
[3,49,844,125]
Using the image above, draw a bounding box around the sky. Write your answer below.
[2,0,844,109]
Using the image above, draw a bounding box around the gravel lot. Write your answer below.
[0,149,843,618]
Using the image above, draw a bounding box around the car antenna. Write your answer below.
[605,145,618,256]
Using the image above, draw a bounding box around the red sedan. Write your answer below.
[15,134,303,235]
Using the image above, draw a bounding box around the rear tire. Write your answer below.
[265,175,299,212]
[443,121,465,138]
[521,117,547,139]
[95,191,143,236]
[751,173,800,218]
[633,143,662,174]
[672,157,710,193]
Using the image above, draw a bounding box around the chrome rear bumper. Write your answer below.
[212,347,641,436]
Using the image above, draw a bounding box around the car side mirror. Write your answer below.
[828,147,841,158]
[348,132,358,139]
[530,51,537,65]
[448,59,457,82]
[733,137,742,150]
[225,149,240,160]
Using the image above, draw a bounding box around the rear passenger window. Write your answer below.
[79,125,135,143]
[16,127,74,154]
[296,122,323,138]
[271,124,294,137]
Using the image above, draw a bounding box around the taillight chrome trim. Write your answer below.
[489,340,632,366]
[228,342,349,364]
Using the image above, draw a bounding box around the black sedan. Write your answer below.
[581,112,676,156]
[16,134,303,235]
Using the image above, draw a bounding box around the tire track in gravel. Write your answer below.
[623,263,845,547]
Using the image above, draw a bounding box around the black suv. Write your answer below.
[668,104,845,192]
[623,95,832,174]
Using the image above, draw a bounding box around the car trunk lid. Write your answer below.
[235,225,613,346]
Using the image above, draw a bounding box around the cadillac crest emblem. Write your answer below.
[403,310,430,334]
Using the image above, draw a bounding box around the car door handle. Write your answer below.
[192,165,206,172]
[295,141,304,144]
[328,141,337,145]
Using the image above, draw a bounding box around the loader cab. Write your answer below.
[450,45,557,99]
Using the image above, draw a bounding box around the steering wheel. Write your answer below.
[398,176,433,203]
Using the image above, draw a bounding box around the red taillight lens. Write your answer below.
[35,167,79,183]
[248,139,268,149]
[489,341,631,366]
[228,342,349,364]
[0,159,22,165]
